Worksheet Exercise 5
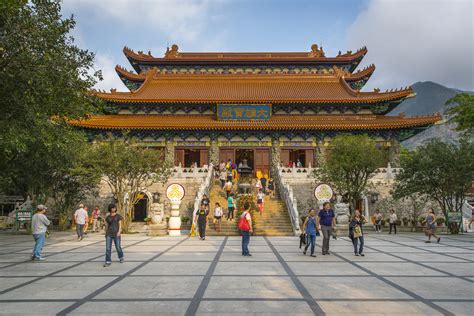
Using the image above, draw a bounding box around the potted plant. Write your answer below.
[436,217,445,227]
[402,217,409,226]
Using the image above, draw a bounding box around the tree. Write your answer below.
[394,140,474,234]
[445,93,474,136]
[313,134,384,214]
[87,137,172,232]
[0,1,101,198]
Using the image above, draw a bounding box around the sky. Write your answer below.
[61,0,473,92]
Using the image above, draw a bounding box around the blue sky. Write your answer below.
[62,0,473,91]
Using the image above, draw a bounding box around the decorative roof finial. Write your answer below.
[309,43,325,57]
[165,44,180,58]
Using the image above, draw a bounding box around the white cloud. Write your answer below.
[347,0,473,91]
[92,53,127,91]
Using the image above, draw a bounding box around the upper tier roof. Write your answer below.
[95,70,413,104]
[123,44,367,73]
[115,64,376,91]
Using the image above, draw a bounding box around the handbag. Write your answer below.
[353,225,362,238]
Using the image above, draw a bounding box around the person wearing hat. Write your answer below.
[31,205,50,261]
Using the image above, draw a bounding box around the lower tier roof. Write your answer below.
[69,114,441,131]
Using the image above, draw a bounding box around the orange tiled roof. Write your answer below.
[345,64,375,82]
[69,114,441,131]
[123,46,367,62]
[95,71,414,104]
[115,65,143,81]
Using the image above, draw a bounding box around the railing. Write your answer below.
[275,166,301,236]
[171,164,211,179]
[191,163,214,234]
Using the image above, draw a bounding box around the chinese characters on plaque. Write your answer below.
[217,104,271,121]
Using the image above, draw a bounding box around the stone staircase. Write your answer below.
[206,180,294,236]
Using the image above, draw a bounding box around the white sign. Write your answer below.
[166,183,185,201]
[314,183,334,202]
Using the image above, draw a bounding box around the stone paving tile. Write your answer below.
[57,261,142,276]
[355,262,448,276]
[432,301,474,316]
[219,251,278,262]
[386,276,474,300]
[214,261,287,275]
[196,300,313,315]
[95,276,203,299]
[444,253,474,261]
[132,261,211,275]
[223,244,272,252]
[424,262,474,276]
[0,261,75,276]
[0,277,36,291]
[70,301,191,315]
[335,252,405,262]
[204,276,303,299]
[279,252,344,262]
[90,252,157,262]
[394,252,469,262]
[288,261,369,276]
[319,300,442,315]
[0,302,75,315]
[299,276,412,299]
[154,252,215,262]
[169,245,221,252]
[0,276,116,300]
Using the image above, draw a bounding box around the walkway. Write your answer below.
[0,232,472,315]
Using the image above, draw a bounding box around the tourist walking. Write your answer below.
[267,178,275,197]
[302,208,318,257]
[349,209,366,256]
[389,209,397,234]
[256,189,265,215]
[196,203,209,240]
[227,193,236,221]
[201,194,210,208]
[83,206,89,235]
[214,202,223,232]
[255,177,263,192]
[219,168,227,188]
[374,209,382,233]
[91,206,101,232]
[226,166,233,183]
[318,202,335,255]
[238,202,253,256]
[424,208,441,243]
[74,204,88,241]
[103,204,124,267]
[260,176,267,194]
[31,205,50,261]
[224,180,233,198]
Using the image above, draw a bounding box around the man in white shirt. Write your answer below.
[74,204,88,241]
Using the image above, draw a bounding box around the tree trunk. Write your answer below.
[58,212,69,231]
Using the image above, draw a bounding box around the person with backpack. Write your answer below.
[195,203,209,240]
[349,209,367,256]
[239,202,253,256]
[302,208,318,257]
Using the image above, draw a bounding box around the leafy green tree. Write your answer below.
[446,93,474,136]
[0,1,101,198]
[394,140,474,234]
[313,134,384,214]
[87,137,172,232]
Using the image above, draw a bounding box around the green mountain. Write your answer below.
[388,81,472,149]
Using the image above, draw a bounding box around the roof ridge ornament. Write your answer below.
[309,44,325,57]
[332,65,349,78]
[165,44,181,58]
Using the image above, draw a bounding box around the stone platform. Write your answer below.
[0,231,472,315]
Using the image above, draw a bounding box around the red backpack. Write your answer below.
[238,212,251,231]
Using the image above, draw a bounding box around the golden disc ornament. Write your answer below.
[166,183,185,201]
[314,183,334,202]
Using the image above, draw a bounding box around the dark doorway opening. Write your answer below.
[235,149,254,171]
[133,193,148,222]
[289,150,306,167]
[184,149,201,167]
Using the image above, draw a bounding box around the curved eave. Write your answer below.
[123,46,368,68]
[345,64,375,83]
[69,114,442,131]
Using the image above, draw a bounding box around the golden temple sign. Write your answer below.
[217,104,271,121]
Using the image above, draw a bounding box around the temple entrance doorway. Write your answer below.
[133,193,148,222]
[236,149,254,171]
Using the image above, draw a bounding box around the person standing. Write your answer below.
[83,206,90,235]
[91,206,101,233]
[318,202,335,255]
[31,205,50,261]
[424,208,441,243]
[74,204,88,241]
[349,209,366,256]
[256,189,265,215]
[213,202,223,232]
[267,178,275,198]
[227,193,236,221]
[224,180,233,199]
[374,209,382,233]
[255,178,263,192]
[195,203,209,240]
[238,202,253,256]
[103,204,124,267]
[260,176,267,194]
[201,194,210,208]
[302,208,318,257]
[389,209,397,234]
[219,168,227,189]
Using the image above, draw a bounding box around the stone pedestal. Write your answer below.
[168,198,182,236]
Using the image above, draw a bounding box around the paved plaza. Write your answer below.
[0,232,472,315]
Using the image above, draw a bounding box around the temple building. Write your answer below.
[71,44,440,174]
